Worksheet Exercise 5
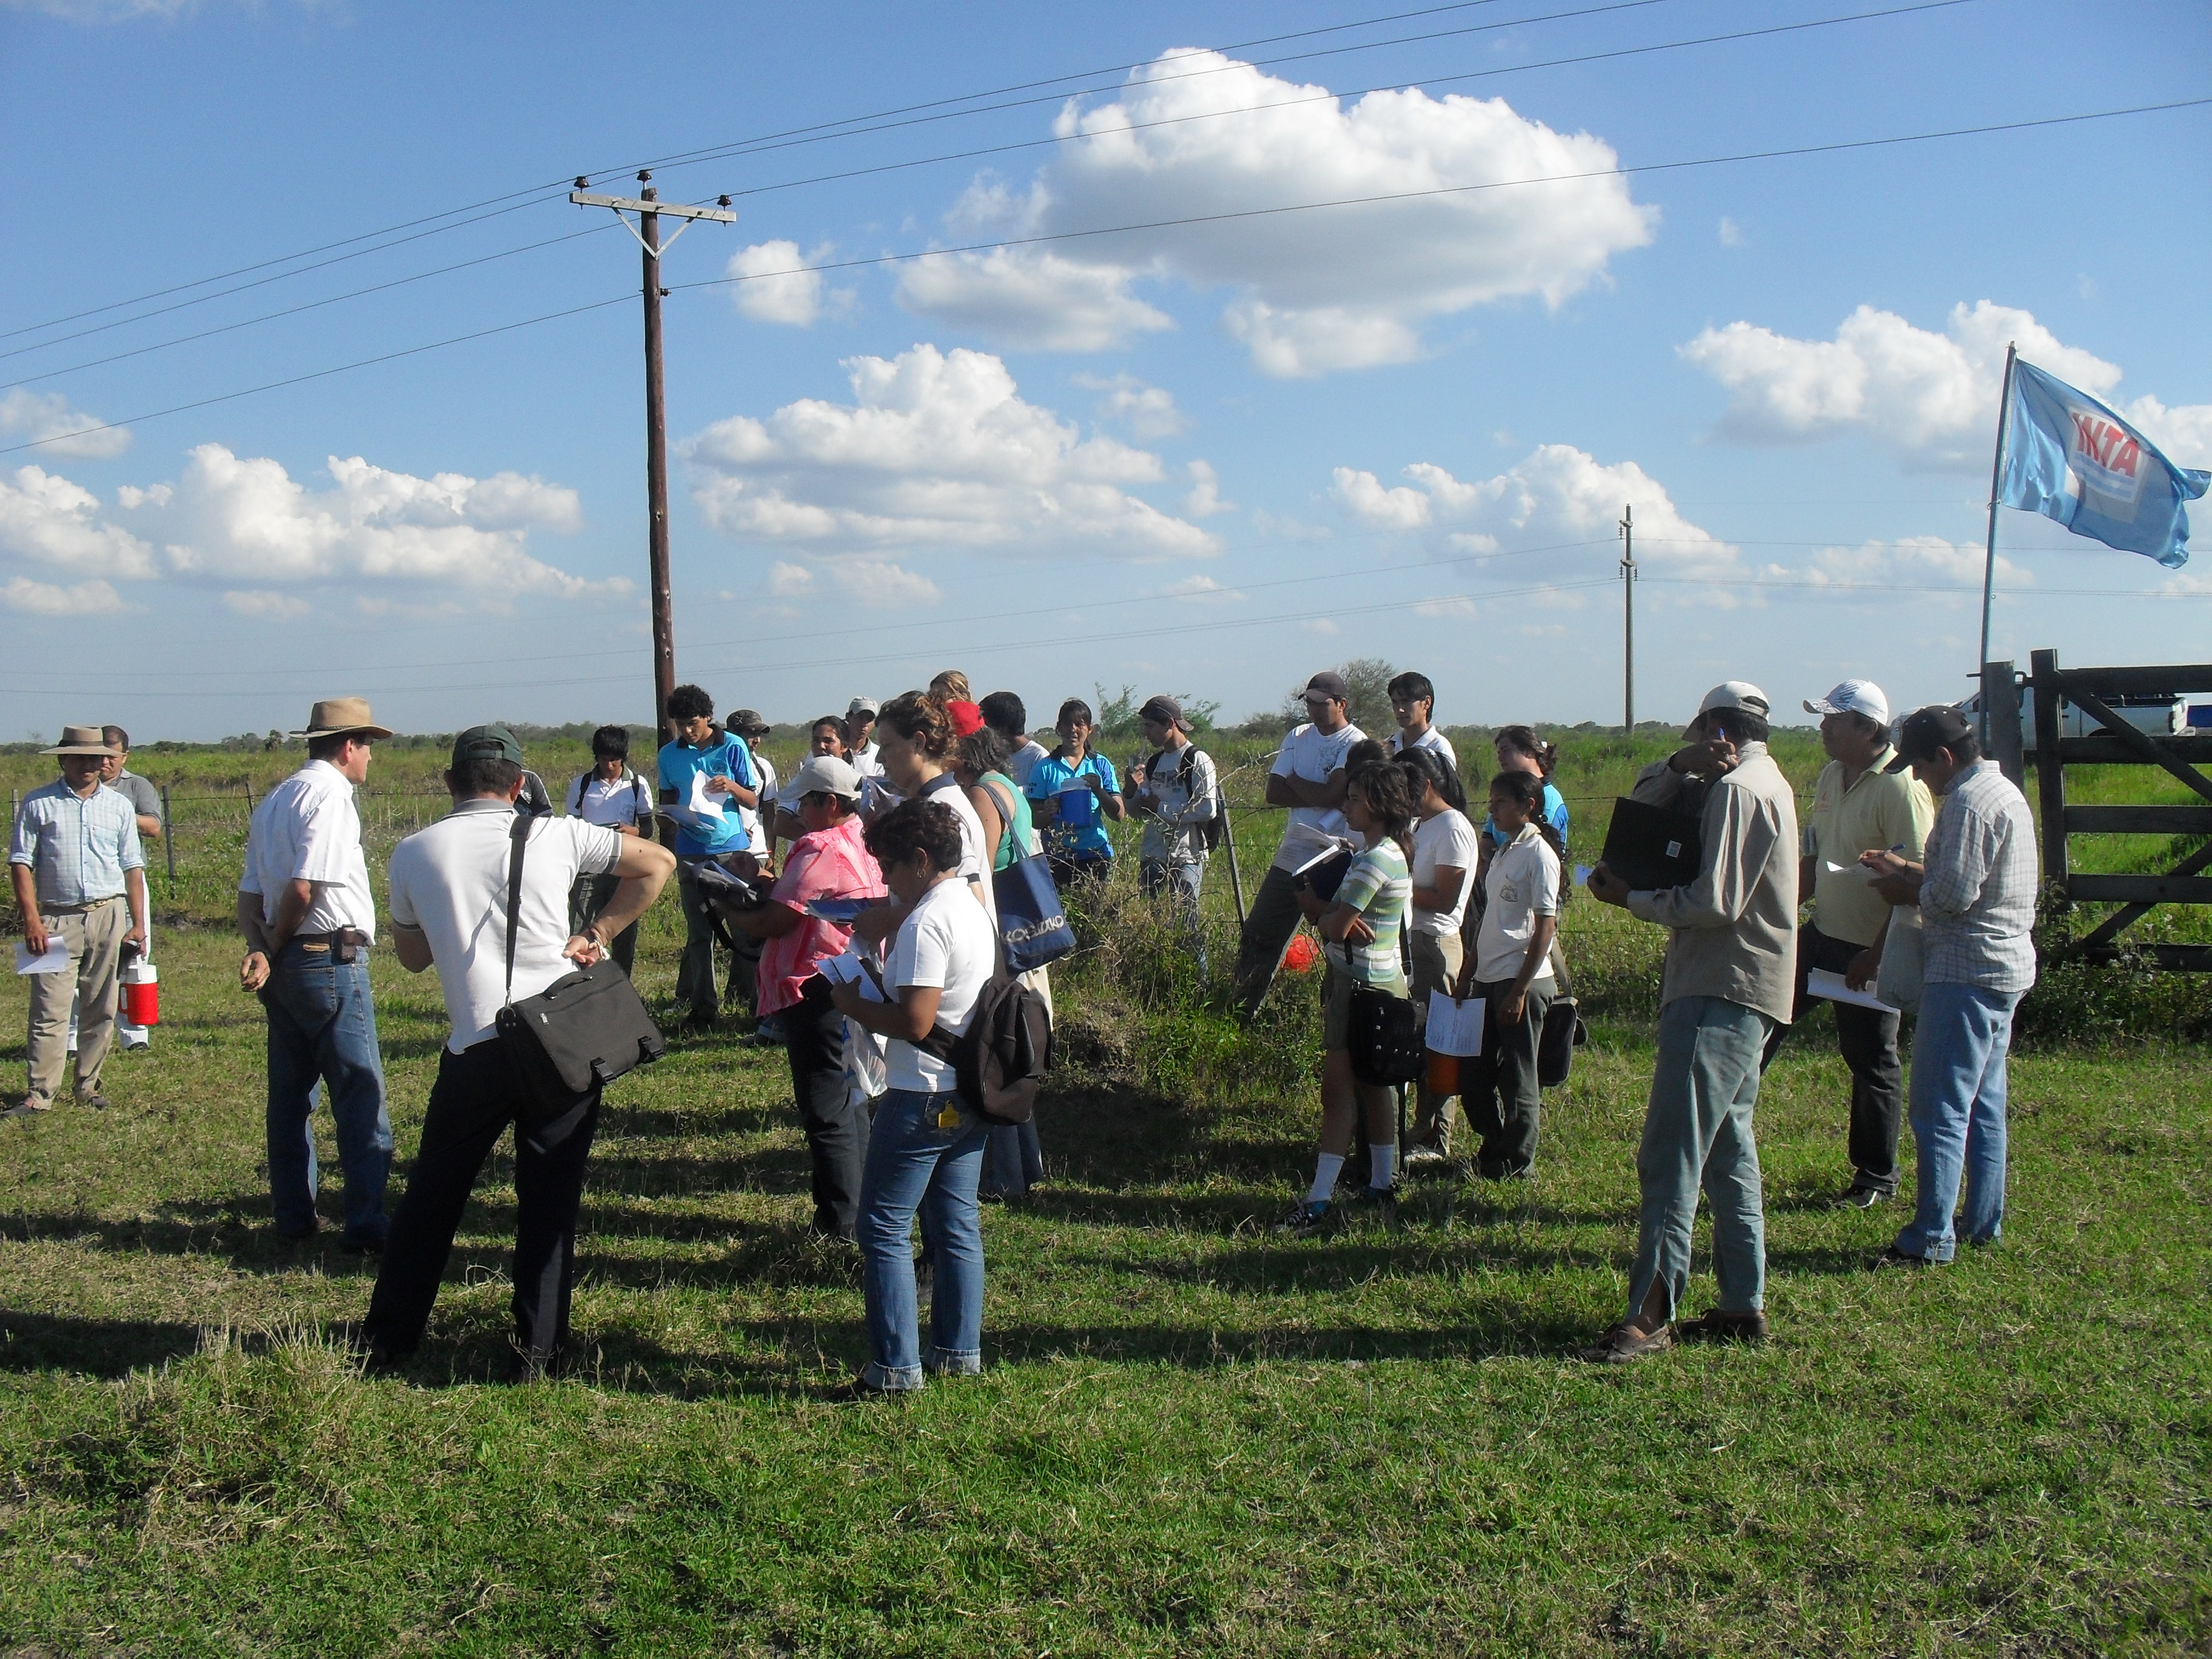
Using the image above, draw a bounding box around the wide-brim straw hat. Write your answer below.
[40,724,116,757]
[298,697,395,741]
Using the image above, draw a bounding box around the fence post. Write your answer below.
[161,785,176,887]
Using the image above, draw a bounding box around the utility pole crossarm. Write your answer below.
[567,190,739,223]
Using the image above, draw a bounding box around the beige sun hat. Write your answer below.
[40,724,116,757]
[298,697,395,741]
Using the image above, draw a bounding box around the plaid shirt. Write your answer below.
[1920,760,2039,993]
[9,779,145,907]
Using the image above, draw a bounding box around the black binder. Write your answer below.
[1599,796,1704,892]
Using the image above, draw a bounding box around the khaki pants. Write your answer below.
[27,897,126,1102]
[1406,929,1465,1148]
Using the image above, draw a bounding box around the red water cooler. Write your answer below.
[122,959,160,1028]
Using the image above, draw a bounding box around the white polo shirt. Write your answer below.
[565,768,651,830]
[1390,726,1459,771]
[1473,823,1561,985]
[886,873,997,1094]
[387,800,622,1053]
[240,759,377,939]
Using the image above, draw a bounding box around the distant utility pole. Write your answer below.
[1618,503,1637,732]
[571,172,736,735]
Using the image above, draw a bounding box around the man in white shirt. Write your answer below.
[236,698,395,1250]
[364,725,672,1379]
[563,723,652,974]
[1128,694,1218,964]
[981,691,1050,791]
[1231,670,1366,1020]
[845,697,884,779]
[1387,670,1458,771]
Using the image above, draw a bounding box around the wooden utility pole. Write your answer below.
[571,172,736,736]
[1619,503,1637,732]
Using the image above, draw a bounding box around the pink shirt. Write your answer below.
[757,815,885,1016]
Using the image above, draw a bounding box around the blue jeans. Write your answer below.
[263,944,394,1242]
[856,1087,988,1390]
[1894,981,2019,1262]
[1627,996,1775,1322]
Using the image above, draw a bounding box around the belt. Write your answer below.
[293,927,371,962]
[41,894,122,913]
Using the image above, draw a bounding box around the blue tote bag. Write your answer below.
[993,853,1077,973]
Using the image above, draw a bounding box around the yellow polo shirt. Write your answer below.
[1803,748,1936,947]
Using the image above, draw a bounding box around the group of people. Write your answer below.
[5,661,2040,1387]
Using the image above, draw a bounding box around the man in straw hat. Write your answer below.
[6,725,148,1116]
[236,697,396,1248]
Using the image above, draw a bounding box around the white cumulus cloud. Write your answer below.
[0,465,158,577]
[0,389,132,460]
[1076,372,1185,438]
[0,575,124,615]
[106,446,612,600]
[1678,301,2211,471]
[1332,444,1740,581]
[220,589,313,618]
[725,240,850,326]
[682,343,1217,561]
[896,49,1654,376]
[1805,535,2028,594]
[1182,459,1232,518]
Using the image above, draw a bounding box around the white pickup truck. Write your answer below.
[1956,686,2177,752]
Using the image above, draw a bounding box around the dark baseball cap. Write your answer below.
[1886,705,1974,773]
[451,723,525,770]
[1304,671,1349,702]
[727,708,772,738]
[1138,694,1191,731]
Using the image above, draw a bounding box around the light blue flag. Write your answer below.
[1997,360,2208,569]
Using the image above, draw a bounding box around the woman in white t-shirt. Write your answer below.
[1399,747,1480,1164]
[830,799,999,1395]
[1460,769,1563,1180]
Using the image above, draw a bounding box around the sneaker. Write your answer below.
[1273,1199,1335,1237]
[1870,1245,1934,1272]
[1676,1308,1769,1345]
[5,1094,54,1119]
[1835,1185,1891,1210]
[75,1092,111,1111]
[121,1034,150,1053]
[275,1219,321,1243]
[1403,1139,1450,1168]
[340,1230,387,1255]
[1578,1322,1675,1364]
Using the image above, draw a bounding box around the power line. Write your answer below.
[8,92,2202,461]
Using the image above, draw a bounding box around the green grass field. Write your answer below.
[0,729,2207,1653]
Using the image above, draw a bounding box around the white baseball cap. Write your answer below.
[1686,681,1771,736]
[1802,679,1891,726]
[788,754,863,801]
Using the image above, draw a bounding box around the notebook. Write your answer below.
[1598,796,1704,893]
[1290,838,1357,903]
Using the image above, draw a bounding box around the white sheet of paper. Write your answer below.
[1573,863,1593,887]
[15,937,70,976]
[1806,967,1898,1013]
[1425,991,1486,1057]
[1823,859,1877,883]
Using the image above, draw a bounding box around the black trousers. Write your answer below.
[783,988,870,1239]
[567,873,638,975]
[1760,923,1903,1193]
[1461,977,1555,1177]
[1230,865,1306,1021]
[363,1039,600,1363]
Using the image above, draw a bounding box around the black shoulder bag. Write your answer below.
[494,813,666,1121]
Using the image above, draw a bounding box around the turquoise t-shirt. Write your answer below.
[1027,751,1121,860]
[655,731,758,857]
[1483,780,1570,853]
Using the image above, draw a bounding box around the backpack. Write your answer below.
[917,970,1054,1125]
[1144,745,1225,854]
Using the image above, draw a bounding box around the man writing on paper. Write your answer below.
[1232,670,1366,1021]
[1757,681,1933,1208]
[7,726,147,1117]
[1582,683,1798,1361]
[1860,706,2037,1271]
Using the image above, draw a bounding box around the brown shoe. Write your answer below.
[1578,1321,1674,1364]
[1677,1308,1769,1345]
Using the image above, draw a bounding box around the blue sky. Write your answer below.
[2,0,2207,742]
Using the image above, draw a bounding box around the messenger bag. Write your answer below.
[494,813,666,1121]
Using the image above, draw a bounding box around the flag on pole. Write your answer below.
[1997,360,2208,569]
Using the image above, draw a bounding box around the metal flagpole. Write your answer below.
[1977,342,2019,743]
[1619,504,1637,731]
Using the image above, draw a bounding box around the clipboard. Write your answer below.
[1598,796,1703,892]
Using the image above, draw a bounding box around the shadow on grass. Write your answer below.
[0,1309,203,1376]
